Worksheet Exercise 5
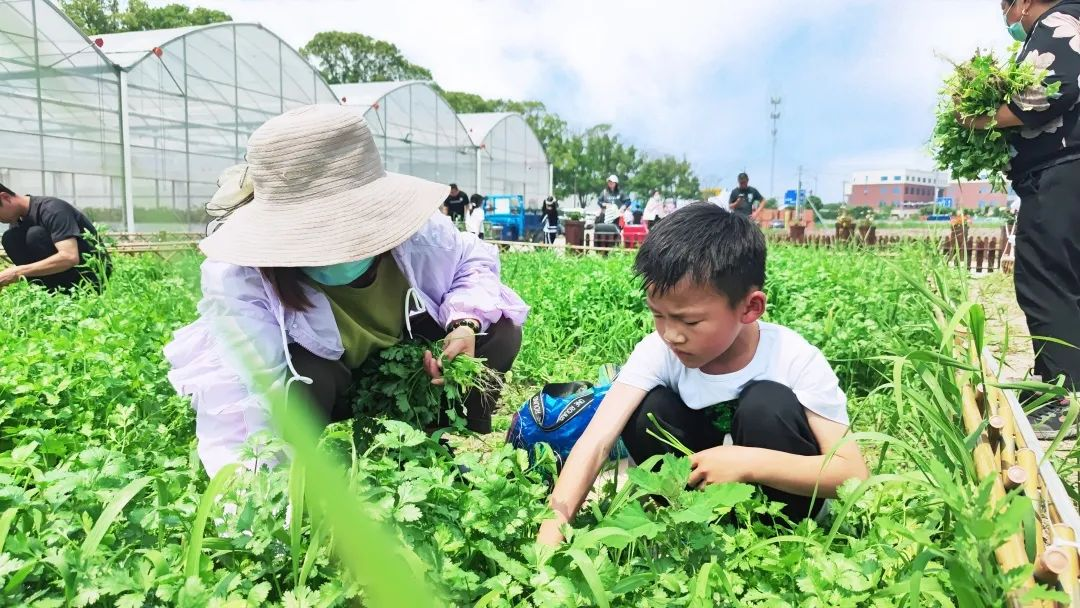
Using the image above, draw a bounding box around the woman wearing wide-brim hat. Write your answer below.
[165,104,528,477]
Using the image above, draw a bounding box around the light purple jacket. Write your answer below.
[164,214,528,476]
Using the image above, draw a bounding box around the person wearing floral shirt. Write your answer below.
[962,0,1080,438]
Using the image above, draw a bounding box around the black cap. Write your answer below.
[738,172,749,181]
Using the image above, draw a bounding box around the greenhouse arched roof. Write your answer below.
[459,112,549,203]
[459,112,519,148]
[333,80,422,108]
[334,80,478,193]
[95,24,207,68]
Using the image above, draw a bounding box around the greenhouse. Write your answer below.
[460,112,551,206]
[0,0,337,232]
[1,0,123,225]
[334,81,478,196]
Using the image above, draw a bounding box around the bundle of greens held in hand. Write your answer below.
[350,341,501,432]
[932,44,1058,192]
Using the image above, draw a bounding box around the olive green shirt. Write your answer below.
[316,257,410,369]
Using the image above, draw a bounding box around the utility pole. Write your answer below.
[796,165,803,223]
[769,97,782,197]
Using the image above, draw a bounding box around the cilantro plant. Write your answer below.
[0,248,1072,606]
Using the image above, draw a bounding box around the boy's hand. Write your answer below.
[688,446,754,489]
[536,518,565,547]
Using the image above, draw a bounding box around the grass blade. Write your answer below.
[81,476,151,556]
[567,548,610,608]
[0,508,17,552]
[288,458,306,586]
[689,560,714,608]
[184,463,240,579]
[268,376,439,608]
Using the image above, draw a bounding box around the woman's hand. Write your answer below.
[423,322,478,385]
[687,446,755,488]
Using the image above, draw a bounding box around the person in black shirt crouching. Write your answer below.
[0,182,111,293]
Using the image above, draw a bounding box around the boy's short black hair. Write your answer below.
[634,202,766,305]
[449,183,458,189]
[0,183,14,197]
[738,172,749,181]
[469,193,483,205]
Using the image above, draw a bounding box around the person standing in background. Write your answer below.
[728,173,764,217]
[466,193,486,239]
[661,197,677,221]
[443,183,470,223]
[541,196,560,245]
[960,0,1080,438]
[598,175,627,226]
[644,189,663,229]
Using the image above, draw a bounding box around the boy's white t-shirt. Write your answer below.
[617,322,849,426]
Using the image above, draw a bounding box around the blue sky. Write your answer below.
[157,0,1013,201]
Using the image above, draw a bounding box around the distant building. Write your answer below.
[845,170,949,209]
[846,170,1012,211]
[942,181,1009,210]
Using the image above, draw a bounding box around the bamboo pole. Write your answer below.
[1018,448,1047,558]
[991,384,1021,467]
[1051,524,1080,605]
[961,382,1033,586]
[1033,546,1069,584]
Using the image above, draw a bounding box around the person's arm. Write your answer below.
[165,261,293,476]
[962,104,1025,130]
[1007,23,1080,129]
[688,412,868,497]
[538,382,648,545]
[966,25,1079,131]
[433,218,523,330]
[750,189,764,217]
[0,238,80,286]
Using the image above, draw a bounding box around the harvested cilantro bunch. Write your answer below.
[350,341,502,432]
[931,45,1058,192]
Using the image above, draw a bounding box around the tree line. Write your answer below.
[61,3,703,202]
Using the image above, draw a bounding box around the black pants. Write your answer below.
[544,230,558,245]
[289,314,522,434]
[621,382,823,522]
[1,225,103,292]
[1013,159,1080,391]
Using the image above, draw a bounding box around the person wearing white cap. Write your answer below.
[164,104,529,477]
[597,174,627,226]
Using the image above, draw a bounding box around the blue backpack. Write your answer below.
[506,365,627,466]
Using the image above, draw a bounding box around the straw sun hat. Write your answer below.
[200,104,448,267]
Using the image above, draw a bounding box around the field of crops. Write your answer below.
[0,243,1071,606]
